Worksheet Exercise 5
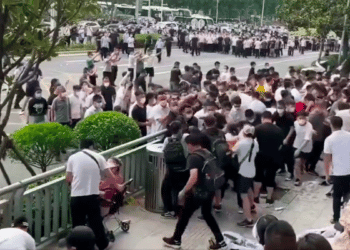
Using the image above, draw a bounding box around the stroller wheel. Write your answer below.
[107,231,115,242]
[121,222,130,232]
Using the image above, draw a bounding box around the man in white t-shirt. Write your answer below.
[147,95,170,133]
[66,149,119,250]
[0,216,35,250]
[69,85,83,128]
[324,116,350,224]
[248,92,266,115]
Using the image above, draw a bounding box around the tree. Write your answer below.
[10,123,76,172]
[277,0,350,59]
[0,0,100,183]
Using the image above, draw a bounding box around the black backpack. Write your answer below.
[194,149,225,192]
[163,137,187,172]
[211,138,232,170]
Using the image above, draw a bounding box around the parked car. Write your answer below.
[77,21,100,33]
[156,21,179,31]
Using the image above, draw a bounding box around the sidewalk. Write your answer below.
[50,163,333,250]
[101,163,333,250]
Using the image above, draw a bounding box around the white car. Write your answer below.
[78,21,100,33]
[219,23,233,33]
[156,22,179,31]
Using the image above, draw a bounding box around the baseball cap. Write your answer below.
[58,226,95,250]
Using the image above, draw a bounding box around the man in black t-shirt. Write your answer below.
[272,101,295,180]
[101,77,116,111]
[131,90,149,136]
[28,87,48,124]
[254,111,284,205]
[170,61,182,91]
[206,61,220,80]
[163,132,227,250]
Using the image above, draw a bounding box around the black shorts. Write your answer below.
[254,153,280,187]
[238,175,253,194]
[145,67,154,77]
[293,148,310,160]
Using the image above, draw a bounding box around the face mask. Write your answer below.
[185,114,193,120]
[35,93,42,99]
[103,82,110,87]
[277,109,284,115]
[160,101,167,107]
[140,97,146,105]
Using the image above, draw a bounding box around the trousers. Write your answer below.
[71,195,109,250]
[333,175,350,221]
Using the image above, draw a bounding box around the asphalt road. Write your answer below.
[0,48,320,187]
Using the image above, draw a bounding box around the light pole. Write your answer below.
[148,0,151,18]
[216,0,219,23]
[161,0,164,22]
[261,0,265,27]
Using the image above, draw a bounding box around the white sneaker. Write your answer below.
[237,209,243,214]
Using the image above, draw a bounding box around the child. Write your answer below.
[293,111,314,186]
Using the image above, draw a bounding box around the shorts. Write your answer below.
[145,67,154,77]
[254,153,280,187]
[293,148,310,160]
[238,175,253,194]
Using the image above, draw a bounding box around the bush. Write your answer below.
[119,33,161,48]
[57,42,97,52]
[10,123,76,172]
[74,111,141,151]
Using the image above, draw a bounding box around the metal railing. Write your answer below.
[0,130,166,247]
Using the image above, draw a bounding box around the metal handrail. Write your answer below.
[0,130,166,196]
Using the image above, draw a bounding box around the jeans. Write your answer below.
[333,175,350,222]
[71,195,109,250]
[173,192,224,243]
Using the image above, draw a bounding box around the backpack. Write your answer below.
[163,137,187,172]
[194,149,225,192]
[211,138,232,170]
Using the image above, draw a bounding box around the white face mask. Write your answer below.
[140,97,146,105]
[103,82,110,87]
[277,109,284,115]
[35,93,42,99]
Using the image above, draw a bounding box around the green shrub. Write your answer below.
[119,33,161,48]
[10,123,76,172]
[57,42,97,52]
[74,111,141,151]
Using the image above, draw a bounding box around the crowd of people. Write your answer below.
[5,20,349,249]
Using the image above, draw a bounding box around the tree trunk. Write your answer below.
[0,161,11,185]
[10,145,36,176]
[318,38,324,61]
[342,30,349,59]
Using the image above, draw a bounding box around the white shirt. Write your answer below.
[324,130,350,176]
[235,138,259,178]
[194,108,206,130]
[155,40,164,49]
[291,88,302,102]
[84,105,102,118]
[237,92,252,109]
[335,110,350,132]
[143,54,156,68]
[101,36,110,48]
[128,54,136,68]
[274,87,284,102]
[255,41,261,49]
[0,228,35,250]
[293,121,313,153]
[219,72,230,82]
[147,104,170,133]
[127,37,135,48]
[66,150,107,197]
[248,100,266,115]
[68,94,82,120]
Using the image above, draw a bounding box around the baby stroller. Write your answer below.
[100,178,133,242]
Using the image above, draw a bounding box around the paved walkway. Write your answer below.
[101,163,333,250]
[51,162,333,250]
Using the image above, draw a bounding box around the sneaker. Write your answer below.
[266,198,274,205]
[326,192,333,198]
[308,170,319,176]
[198,215,204,221]
[254,196,260,204]
[214,204,222,213]
[237,208,243,214]
[209,239,227,250]
[276,169,287,176]
[251,205,257,213]
[330,219,338,224]
[19,110,25,115]
[161,211,176,219]
[163,237,181,249]
[285,177,292,181]
[294,179,301,186]
[237,219,254,228]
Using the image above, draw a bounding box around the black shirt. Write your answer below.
[272,112,294,139]
[187,154,206,189]
[101,86,116,111]
[132,105,147,136]
[255,123,284,157]
[170,67,182,84]
[28,97,48,116]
